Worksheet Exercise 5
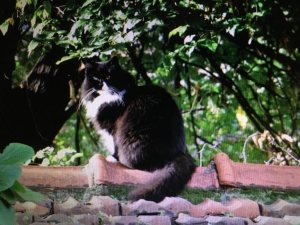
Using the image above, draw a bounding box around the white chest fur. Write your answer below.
[85,90,123,119]
[83,85,124,155]
[97,129,115,155]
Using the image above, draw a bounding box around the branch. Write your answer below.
[125,43,152,85]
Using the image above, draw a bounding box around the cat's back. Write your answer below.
[123,85,181,122]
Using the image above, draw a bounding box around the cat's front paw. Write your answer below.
[106,155,118,163]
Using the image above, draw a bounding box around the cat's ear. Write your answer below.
[81,58,94,70]
[109,56,119,66]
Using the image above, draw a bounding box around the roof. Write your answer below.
[16,153,300,225]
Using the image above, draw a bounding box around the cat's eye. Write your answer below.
[93,77,100,82]
[106,76,110,80]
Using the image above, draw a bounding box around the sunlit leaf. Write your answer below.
[28,40,39,56]
[43,0,52,18]
[236,106,248,130]
[0,20,9,36]
[82,0,96,8]
[168,25,189,38]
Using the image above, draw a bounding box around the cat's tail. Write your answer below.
[129,153,196,203]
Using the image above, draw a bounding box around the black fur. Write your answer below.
[81,56,196,202]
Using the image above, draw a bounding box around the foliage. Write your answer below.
[5,0,300,165]
[26,146,83,166]
[0,143,45,225]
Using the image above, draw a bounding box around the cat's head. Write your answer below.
[81,56,135,102]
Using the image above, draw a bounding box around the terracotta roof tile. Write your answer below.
[262,198,300,216]
[253,216,292,225]
[138,215,171,225]
[157,197,191,215]
[214,153,300,189]
[122,199,161,216]
[190,198,260,218]
[19,166,88,188]
[16,153,300,224]
[88,154,219,190]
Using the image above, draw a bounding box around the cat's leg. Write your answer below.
[105,150,119,163]
[105,155,118,162]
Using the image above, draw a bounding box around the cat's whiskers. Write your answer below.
[79,88,96,109]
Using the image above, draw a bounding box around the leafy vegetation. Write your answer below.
[25,146,83,166]
[0,143,45,225]
[1,0,300,165]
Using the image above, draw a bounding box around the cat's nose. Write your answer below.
[98,79,103,86]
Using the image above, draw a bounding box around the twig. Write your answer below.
[199,143,222,167]
[273,143,300,165]
[264,156,276,165]
[242,132,261,163]
[77,109,99,148]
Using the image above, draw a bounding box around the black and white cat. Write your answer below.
[81,56,196,202]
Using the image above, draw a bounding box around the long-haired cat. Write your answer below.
[81,56,196,202]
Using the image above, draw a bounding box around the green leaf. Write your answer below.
[17,185,45,202]
[43,0,52,18]
[0,143,34,166]
[1,189,17,203]
[82,0,96,8]
[0,198,15,225]
[31,12,37,27]
[28,40,40,56]
[70,20,86,35]
[10,180,26,194]
[0,166,22,191]
[0,20,10,36]
[168,25,189,39]
[56,54,79,64]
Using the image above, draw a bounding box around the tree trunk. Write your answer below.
[0,47,82,152]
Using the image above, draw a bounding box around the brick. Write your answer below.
[20,166,89,188]
[190,198,260,218]
[214,153,300,190]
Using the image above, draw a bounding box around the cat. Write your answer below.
[81,56,196,202]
